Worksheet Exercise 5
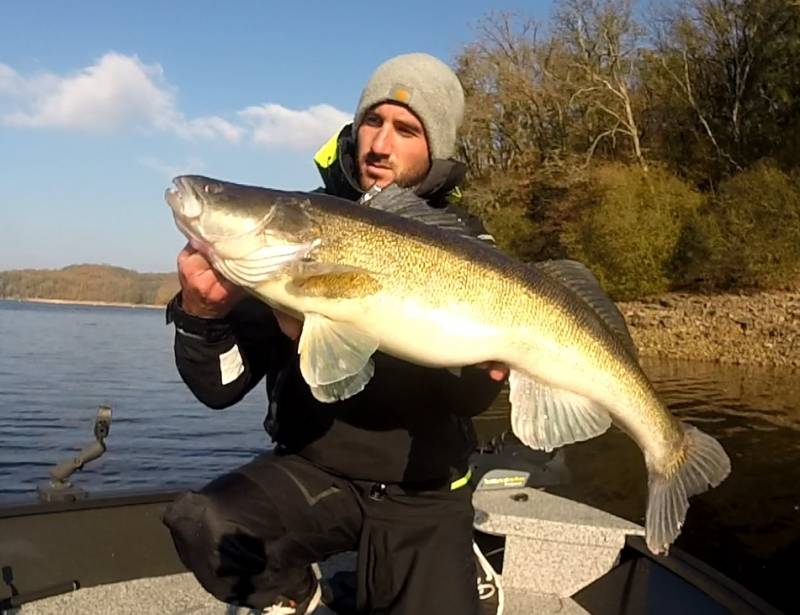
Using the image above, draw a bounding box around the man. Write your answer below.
[164,53,505,614]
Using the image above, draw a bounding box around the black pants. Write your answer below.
[163,452,479,614]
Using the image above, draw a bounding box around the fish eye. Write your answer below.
[203,183,224,194]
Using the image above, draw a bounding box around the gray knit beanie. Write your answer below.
[353,53,465,160]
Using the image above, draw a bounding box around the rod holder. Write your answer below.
[37,405,112,502]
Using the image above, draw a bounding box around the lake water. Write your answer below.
[474,349,800,614]
[0,300,269,499]
[1,299,797,611]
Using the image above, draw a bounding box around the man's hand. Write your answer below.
[177,243,245,318]
[273,309,303,340]
[475,361,510,382]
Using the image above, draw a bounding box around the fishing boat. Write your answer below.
[0,407,782,614]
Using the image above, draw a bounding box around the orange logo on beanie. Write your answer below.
[388,84,413,104]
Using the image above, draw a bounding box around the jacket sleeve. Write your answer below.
[166,293,289,410]
[434,367,505,417]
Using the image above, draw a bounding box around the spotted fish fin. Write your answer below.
[366,184,471,236]
[298,313,378,402]
[533,259,638,359]
[509,370,612,452]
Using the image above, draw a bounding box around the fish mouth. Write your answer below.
[165,177,216,257]
[165,176,185,206]
[165,180,194,243]
[165,176,202,218]
[165,179,181,205]
[164,175,291,262]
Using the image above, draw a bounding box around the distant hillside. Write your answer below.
[0,264,179,306]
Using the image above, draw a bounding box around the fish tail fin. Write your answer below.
[645,423,731,555]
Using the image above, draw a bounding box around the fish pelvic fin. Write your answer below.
[298,313,379,402]
[509,370,612,452]
[645,423,731,555]
[309,362,376,402]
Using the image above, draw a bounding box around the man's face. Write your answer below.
[356,102,431,191]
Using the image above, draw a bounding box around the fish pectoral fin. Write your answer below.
[219,242,317,287]
[289,263,382,300]
[644,423,731,555]
[298,313,379,401]
[508,370,612,452]
[294,262,373,277]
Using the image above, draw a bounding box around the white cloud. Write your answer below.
[168,116,244,142]
[0,64,25,96]
[0,63,59,101]
[1,53,241,142]
[1,53,350,151]
[138,155,207,180]
[240,103,350,150]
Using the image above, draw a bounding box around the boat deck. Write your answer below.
[10,487,626,614]
[8,568,588,614]
[4,486,779,614]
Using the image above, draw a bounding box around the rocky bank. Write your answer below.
[618,290,800,368]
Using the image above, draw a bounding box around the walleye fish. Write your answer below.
[166,175,730,554]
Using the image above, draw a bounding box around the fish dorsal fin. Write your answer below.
[363,184,471,235]
[533,259,638,359]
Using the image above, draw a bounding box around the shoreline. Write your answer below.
[5,290,799,368]
[618,289,800,369]
[2,297,164,310]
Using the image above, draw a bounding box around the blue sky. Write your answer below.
[0,0,554,273]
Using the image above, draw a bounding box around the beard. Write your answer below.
[359,152,430,191]
[393,159,429,189]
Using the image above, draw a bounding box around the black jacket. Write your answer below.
[168,128,501,485]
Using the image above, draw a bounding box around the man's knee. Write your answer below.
[162,492,219,571]
[162,491,238,600]
[163,490,315,608]
[163,491,215,549]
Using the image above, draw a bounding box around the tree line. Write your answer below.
[0,265,178,306]
[8,2,799,305]
[455,0,800,299]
